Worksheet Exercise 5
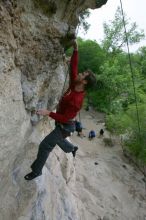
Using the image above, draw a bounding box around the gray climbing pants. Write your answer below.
[31,123,75,174]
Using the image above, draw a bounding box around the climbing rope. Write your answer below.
[119,0,141,135]
[119,0,146,191]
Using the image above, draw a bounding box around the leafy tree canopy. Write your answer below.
[102,7,145,53]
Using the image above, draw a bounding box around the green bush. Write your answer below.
[106,112,131,135]
[106,104,146,164]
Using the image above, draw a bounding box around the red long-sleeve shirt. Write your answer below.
[49,50,85,123]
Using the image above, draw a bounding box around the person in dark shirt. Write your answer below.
[99,129,104,136]
[88,130,96,140]
[24,39,97,180]
[75,120,83,136]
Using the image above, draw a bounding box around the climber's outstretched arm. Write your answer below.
[70,39,78,83]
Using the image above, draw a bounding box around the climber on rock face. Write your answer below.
[24,39,97,181]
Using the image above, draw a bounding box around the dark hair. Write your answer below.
[84,69,97,90]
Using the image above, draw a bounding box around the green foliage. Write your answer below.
[137,46,146,76]
[124,104,146,164]
[106,112,131,135]
[77,38,105,74]
[102,7,145,53]
[95,53,134,112]
[106,104,146,164]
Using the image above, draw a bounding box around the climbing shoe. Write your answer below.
[72,146,78,158]
[24,171,42,181]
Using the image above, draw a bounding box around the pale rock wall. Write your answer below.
[0,0,108,219]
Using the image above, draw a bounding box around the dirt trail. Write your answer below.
[71,109,146,220]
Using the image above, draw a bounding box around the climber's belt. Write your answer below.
[56,120,75,133]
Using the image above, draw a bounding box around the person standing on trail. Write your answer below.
[24,39,97,181]
[75,120,83,137]
[99,128,104,136]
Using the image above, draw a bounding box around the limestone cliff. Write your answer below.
[0,0,108,220]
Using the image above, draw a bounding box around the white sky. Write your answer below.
[78,0,146,52]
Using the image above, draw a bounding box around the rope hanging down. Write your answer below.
[119,0,141,135]
[119,0,146,191]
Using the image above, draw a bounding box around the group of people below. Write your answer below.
[75,120,104,140]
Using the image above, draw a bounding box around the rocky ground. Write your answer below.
[70,109,146,220]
